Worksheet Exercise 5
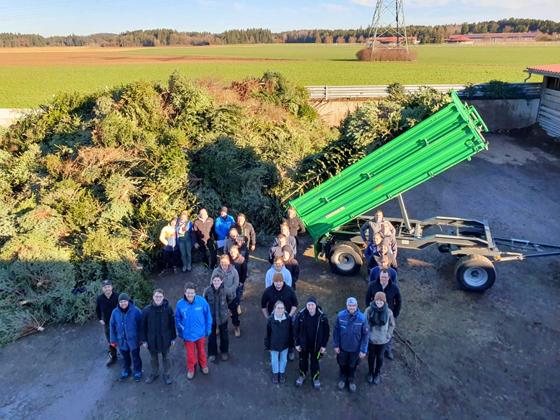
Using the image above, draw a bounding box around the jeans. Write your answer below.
[337,350,360,382]
[150,350,170,376]
[368,342,385,376]
[270,348,289,374]
[120,347,142,375]
[184,338,207,373]
[208,322,229,356]
[299,348,321,379]
[178,238,192,270]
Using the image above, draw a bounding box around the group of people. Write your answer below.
[96,206,402,393]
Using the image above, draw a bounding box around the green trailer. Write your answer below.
[290,91,560,291]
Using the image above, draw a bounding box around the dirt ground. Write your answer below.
[0,47,283,66]
[0,133,559,420]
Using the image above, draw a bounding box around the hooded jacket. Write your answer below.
[214,215,235,242]
[175,295,213,342]
[365,279,402,318]
[142,299,176,353]
[211,265,239,300]
[333,309,369,354]
[203,284,230,325]
[294,307,330,351]
[109,301,143,350]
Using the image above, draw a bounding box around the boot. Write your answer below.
[279,373,286,384]
[145,374,158,384]
[373,374,381,385]
[295,374,305,387]
[348,381,357,393]
[272,373,279,384]
[313,379,321,390]
[337,377,346,390]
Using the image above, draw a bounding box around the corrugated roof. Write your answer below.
[526,64,560,78]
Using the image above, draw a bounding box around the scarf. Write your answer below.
[273,311,287,321]
[368,302,388,326]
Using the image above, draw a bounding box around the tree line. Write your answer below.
[1,19,559,48]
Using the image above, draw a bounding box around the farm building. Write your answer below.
[446,35,474,44]
[467,32,539,43]
[526,64,560,138]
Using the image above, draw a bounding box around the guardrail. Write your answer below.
[306,83,542,100]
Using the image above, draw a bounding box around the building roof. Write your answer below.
[526,64,560,78]
[467,32,539,39]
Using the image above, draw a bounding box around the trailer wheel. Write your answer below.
[329,242,362,276]
[454,255,496,292]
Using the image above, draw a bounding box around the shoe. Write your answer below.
[234,326,241,337]
[279,373,286,384]
[133,372,142,382]
[237,305,242,315]
[288,351,295,362]
[173,267,178,274]
[272,373,279,384]
[295,375,305,387]
[145,374,158,384]
[313,379,321,390]
[182,266,187,272]
[337,380,346,390]
[106,356,117,367]
[186,267,192,272]
[385,350,395,360]
[348,382,357,393]
[373,374,381,385]
[201,366,209,375]
[187,370,195,380]
[208,355,216,363]
[221,353,229,361]
[119,370,131,381]
[163,374,172,385]
[367,374,374,384]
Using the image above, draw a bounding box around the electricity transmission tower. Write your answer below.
[367,0,409,52]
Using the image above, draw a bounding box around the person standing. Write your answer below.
[214,206,235,255]
[280,223,298,256]
[224,227,249,285]
[264,300,294,384]
[269,234,293,264]
[333,297,368,393]
[365,270,401,360]
[193,208,216,269]
[369,255,398,285]
[142,289,176,385]
[212,254,241,337]
[364,292,395,385]
[109,293,143,382]
[159,218,178,275]
[176,211,194,272]
[96,279,119,366]
[265,257,293,288]
[203,275,231,362]
[284,207,306,253]
[175,283,213,380]
[282,247,300,291]
[228,245,247,313]
[294,297,329,390]
[360,209,396,243]
[235,213,256,258]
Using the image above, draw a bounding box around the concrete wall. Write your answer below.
[466,99,540,131]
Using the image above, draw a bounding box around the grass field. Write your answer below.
[0,43,558,108]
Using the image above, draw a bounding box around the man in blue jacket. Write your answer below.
[175,282,213,380]
[214,206,235,255]
[333,297,369,393]
[109,293,143,382]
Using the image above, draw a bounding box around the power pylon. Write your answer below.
[367,0,409,52]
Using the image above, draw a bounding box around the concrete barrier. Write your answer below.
[466,99,540,131]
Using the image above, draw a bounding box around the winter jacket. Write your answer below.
[365,305,395,345]
[264,313,294,351]
[333,309,369,354]
[203,284,230,325]
[271,235,297,256]
[294,307,329,351]
[211,265,239,300]
[109,302,143,351]
[284,259,300,284]
[284,216,305,237]
[265,266,292,288]
[369,266,398,285]
[231,254,247,284]
[141,299,176,353]
[235,221,256,250]
[360,219,396,243]
[175,295,213,342]
[268,244,294,264]
[96,291,119,323]
[261,284,298,315]
[214,215,235,242]
[365,279,402,318]
[193,217,214,245]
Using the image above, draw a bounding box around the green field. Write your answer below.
[0,43,557,108]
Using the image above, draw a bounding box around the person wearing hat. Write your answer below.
[214,206,235,255]
[293,296,330,390]
[96,279,119,366]
[109,293,144,382]
[333,297,368,393]
[364,291,395,385]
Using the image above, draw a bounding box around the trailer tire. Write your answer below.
[329,242,362,276]
[454,255,496,292]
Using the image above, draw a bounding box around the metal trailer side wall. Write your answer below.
[290,91,489,242]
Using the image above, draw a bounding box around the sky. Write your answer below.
[0,0,559,36]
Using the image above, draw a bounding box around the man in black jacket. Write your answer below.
[365,270,401,360]
[294,296,329,390]
[96,279,119,366]
[261,273,298,318]
[142,289,176,385]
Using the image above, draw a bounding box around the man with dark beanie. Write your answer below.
[294,296,330,390]
[96,279,119,366]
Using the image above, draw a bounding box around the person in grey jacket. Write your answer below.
[203,274,232,362]
[364,292,395,385]
[360,209,396,243]
[211,254,241,336]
